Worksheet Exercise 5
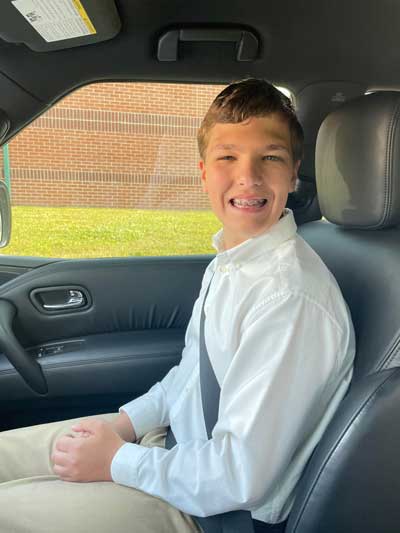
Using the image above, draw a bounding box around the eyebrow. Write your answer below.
[211,143,290,153]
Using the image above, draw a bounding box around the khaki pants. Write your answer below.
[0,414,201,533]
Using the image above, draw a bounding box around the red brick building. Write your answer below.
[1,82,224,210]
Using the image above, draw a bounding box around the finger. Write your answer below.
[51,449,69,467]
[71,429,91,438]
[71,419,99,433]
[55,435,75,452]
[53,463,86,483]
[52,463,74,480]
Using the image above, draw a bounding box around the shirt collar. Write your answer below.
[212,209,297,268]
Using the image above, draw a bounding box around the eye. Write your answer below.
[217,155,236,161]
[262,155,283,162]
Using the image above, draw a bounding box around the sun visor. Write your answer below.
[0,0,121,52]
[0,110,10,143]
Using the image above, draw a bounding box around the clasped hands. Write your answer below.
[51,418,126,483]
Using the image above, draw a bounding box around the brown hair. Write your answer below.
[197,78,304,161]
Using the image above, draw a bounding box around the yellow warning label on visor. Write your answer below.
[12,0,97,43]
[72,0,96,34]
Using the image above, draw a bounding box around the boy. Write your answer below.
[0,79,355,532]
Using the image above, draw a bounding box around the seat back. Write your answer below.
[287,92,400,533]
[300,222,400,383]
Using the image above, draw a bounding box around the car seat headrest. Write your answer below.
[316,91,400,229]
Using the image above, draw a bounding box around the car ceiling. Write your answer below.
[0,0,397,141]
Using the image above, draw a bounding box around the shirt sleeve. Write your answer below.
[112,291,354,517]
[119,364,178,439]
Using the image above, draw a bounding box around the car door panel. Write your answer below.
[0,256,56,285]
[0,255,211,429]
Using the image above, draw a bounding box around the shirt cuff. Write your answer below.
[120,395,164,439]
[111,442,149,487]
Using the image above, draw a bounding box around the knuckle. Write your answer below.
[72,438,82,449]
[69,455,79,467]
[53,465,62,477]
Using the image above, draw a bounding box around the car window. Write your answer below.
[0,82,291,259]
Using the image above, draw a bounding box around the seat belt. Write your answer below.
[165,276,255,533]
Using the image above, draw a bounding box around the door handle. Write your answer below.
[30,286,90,314]
[42,289,85,310]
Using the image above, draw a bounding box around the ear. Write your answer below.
[289,160,301,192]
[199,160,208,192]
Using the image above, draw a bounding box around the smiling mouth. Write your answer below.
[230,198,268,208]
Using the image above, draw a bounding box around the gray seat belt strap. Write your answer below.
[166,275,255,533]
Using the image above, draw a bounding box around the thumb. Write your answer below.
[71,418,95,434]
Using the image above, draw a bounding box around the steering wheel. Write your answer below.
[0,300,47,394]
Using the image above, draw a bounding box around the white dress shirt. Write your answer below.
[111,209,355,524]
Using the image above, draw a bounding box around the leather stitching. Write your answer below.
[381,99,400,228]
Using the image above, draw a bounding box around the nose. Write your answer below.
[237,158,262,187]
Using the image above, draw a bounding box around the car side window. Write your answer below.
[1,82,291,259]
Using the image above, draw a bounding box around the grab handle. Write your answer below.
[157,28,259,62]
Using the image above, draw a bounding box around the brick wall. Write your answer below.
[4,82,225,210]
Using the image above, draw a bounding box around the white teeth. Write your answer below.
[232,198,266,207]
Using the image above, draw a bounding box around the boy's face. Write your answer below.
[199,114,300,250]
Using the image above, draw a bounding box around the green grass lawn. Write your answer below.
[2,206,221,258]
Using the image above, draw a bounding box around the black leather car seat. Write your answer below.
[285,91,400,533]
